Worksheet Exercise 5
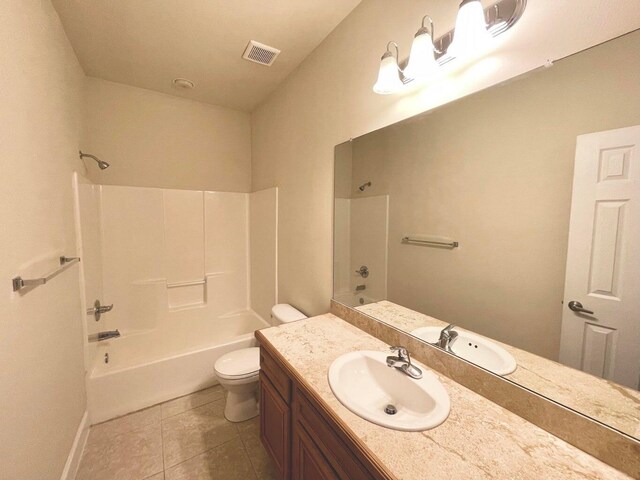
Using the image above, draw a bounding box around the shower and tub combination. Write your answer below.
[73,173,279,422]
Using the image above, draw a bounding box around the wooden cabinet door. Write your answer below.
[260,371,290,479]
[292,422,339,480]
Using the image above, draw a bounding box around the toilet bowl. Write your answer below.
[214,304,307,422]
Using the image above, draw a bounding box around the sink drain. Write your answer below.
[384,404,397,415]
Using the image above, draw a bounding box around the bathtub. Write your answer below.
[88,309,270,423]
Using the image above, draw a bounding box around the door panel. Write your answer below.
[559,125,640,389]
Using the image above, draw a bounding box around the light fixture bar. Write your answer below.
[399,0,526,73]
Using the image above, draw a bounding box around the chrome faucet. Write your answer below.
[88,329,120,343]
[87,300,114,321]
[434,324,458,353]
[386,346,423,379]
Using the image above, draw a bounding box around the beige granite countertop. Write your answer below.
[259,313,630,480]
[358,300,640,440]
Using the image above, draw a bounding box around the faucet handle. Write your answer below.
[389,346,409,360]
[441,324,456,338]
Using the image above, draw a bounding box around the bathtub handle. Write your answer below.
[87,300,114,321]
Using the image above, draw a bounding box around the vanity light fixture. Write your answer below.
[448,0,492,59]
[373,0,526,94]
[403,16,439,81]
[373,42,404,95]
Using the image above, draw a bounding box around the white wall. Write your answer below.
[0,1,87,478]
[82,77,252,192]
[251,0,640,316]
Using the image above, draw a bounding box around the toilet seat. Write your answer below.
[214,347,260,380]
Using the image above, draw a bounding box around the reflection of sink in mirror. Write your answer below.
[328,350,450,431]
[411,327,517,376]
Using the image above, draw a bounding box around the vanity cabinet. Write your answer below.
[259,343,389,480]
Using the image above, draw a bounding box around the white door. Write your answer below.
[559,125,640,390]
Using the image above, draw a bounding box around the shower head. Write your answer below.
[358,181,372,192]
[79,151,110,170]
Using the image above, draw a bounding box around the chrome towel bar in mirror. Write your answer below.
[402,236,459,248]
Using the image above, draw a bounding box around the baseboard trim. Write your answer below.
[60,410,89,480]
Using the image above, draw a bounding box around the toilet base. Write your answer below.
[224,388,259,422]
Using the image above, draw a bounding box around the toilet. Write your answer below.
[214,304,307,422]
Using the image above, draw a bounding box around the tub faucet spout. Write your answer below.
[88,329,120,343]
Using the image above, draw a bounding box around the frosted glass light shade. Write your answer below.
[448,0,491,59]
[404,31,439,81]
[373,54,403,95]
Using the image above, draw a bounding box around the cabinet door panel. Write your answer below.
[292,422,339,480]
[260,347,292,403]
[295,388,376,480]
[260,371,290,479]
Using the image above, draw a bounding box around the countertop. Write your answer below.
[358,300,640,439]
[258,313,629,479]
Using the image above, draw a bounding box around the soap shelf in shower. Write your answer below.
[12,256,80,292]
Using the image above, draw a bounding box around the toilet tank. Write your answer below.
[271,303,307,324]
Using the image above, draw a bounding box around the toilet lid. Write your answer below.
[214,347,260,379]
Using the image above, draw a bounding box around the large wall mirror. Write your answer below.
[333,30,640,440]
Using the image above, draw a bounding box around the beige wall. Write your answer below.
[346,31,640,360]
[0,1,87,478]
[251,0,640,317]
[250,188,279,323]
[82,77,252,192]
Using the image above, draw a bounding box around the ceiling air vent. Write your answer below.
[242,40,281,66]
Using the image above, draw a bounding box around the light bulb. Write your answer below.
[404,28,439,81]
[448,0,491,60]
[373,51,403,95]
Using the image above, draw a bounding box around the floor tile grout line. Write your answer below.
[76,420,164,480]
[237,425,261,480]
[160,395,226,422]
[95,385,223,430]
[162,433,242,472]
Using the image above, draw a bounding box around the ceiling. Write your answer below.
[52,0,362,112]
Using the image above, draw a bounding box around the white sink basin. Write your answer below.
[327,350,450,431]
[411,327,517,376]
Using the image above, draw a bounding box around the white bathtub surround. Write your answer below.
[75,184,277,422]
[334,195,389,306]
[164,189,206,308]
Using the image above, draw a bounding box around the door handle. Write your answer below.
[568,300,594,315]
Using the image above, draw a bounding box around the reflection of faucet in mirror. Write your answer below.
[355,265,369,278]
[433,324,458,353]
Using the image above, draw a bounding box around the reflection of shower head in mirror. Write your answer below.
[358,181,372,192]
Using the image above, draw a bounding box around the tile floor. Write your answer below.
[76,385,278,480]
